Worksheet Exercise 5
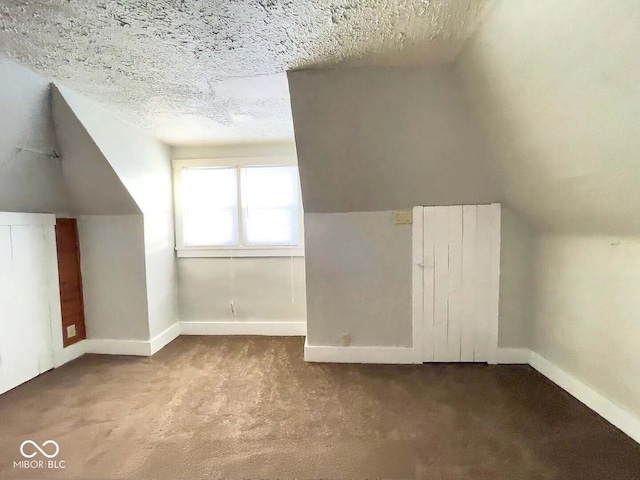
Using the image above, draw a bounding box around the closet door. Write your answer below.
[0,217,55,395]
[412,204,500,364]
[0,226,13,392]
[55,218,87,347]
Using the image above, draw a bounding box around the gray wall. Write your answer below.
[178,257,306,322]
[1,58,154,343]
[57,86,178,339]
[288,66,499,214]
[457,0,640,420]
[305,211,412,347]
[498,206,534,348]
[172,142,307,325]
[289,66,510,348]
[456,0,640,235]
[0,57,69,213]
[78,215,150,341]
[51,89,140,216]
[534,236,640,418]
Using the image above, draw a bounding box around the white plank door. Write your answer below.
[412,204,501,363]
[0,214,57,395]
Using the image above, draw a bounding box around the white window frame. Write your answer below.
[173,157,304,258]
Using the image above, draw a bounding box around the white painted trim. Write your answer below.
[56,340,87,365]
[486,202,502,365]
[172,156,298,169]
[180,321,307,336]
[496,347,531,364]
[177,247,304,258]
[149,323,181,355]
[66,321,302,358]
[411,206,424,364]
[173,161,305,255]
[530,352,640,445]
[43,224,68,369]
[304,340,415,364]
[0,212,56,226]
[84,339,152,357]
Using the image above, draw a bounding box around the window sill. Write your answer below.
[176,247,304,258]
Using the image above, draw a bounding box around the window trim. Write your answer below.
[173,157,304,258]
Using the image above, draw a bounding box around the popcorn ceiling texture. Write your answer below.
[0,0,492,144]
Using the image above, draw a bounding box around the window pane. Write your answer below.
[244,208,298,246]
[241,166,300,246]
[242,166,297,209]
[183,168,237,208]
[182,167,238,246]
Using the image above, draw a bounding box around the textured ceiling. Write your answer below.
[0,0,492,144]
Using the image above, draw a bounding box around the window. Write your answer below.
[173,158,303,257]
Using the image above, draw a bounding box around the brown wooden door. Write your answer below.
[55,218,87,347]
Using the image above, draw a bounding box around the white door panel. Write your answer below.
[412,204,500,363]
[0,216,57,395]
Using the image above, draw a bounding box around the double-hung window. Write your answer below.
[173,158,303,257]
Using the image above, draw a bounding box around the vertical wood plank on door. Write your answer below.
[460,206,477,362]
[486,204,502,364]
[0,214,59,395]
[474,205,493,362]
[6,226,53,382]
[433,207,449,362]
[422,207,436,362]
[446,206,463,362]
[411,206,424,364]
[55,218,87,348]
[0,227,12,392]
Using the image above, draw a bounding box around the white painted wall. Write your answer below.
[0,57,69,213]
[56,87,178,339]
[172,142,307,326]
[178,257,306,322]
[456,0,640,235]
[77,215,150,341]
[499,206,534,348]
[534,236,640,419]
[305,211,412,347]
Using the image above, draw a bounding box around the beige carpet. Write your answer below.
[0,336,638,479]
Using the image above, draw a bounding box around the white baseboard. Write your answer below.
[304,339,415,364]
[79,321,302,357]
[150,323,181,355]
[180,320,306,336]
[303,344,529,365]
[497,347,531,364]
[84,338,152,357]
[56,340,88,366]
[530,352,640,445]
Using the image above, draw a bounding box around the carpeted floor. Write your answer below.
[0,336,638,479]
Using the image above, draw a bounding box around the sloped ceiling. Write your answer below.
[0,0,492,144]
[0,58,69,213]
[288,66,500,213]
[456,0,640,235]
[52,87,141,215]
